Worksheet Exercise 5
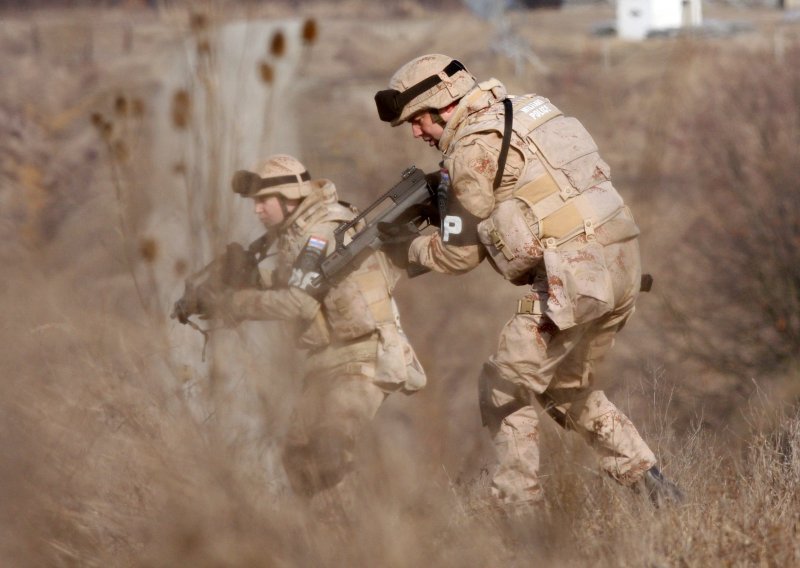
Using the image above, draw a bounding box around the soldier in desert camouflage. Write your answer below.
[375,54,681,509]
[198,154,426,503]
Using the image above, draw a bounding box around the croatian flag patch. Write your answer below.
[307,236,328,252]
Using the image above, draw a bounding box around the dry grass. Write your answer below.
[2,2,800,566]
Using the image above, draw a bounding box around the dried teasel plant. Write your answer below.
[90,111,113,141]
[171,89,191,130]
[130,97,145,118]
[189,11,208,33]
[114,95,128,116]
[301,18,318,46]
[258,61,274,85]
[269,30,285,58]
[138,237,158,264]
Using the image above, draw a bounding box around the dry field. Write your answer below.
[1,1,799,566]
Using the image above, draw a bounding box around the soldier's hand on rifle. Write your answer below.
[425,170,441,191]
[413,201,441,227]
[377,221,418,269]
[171,282,232,323]
[192,283,218,319]
[171,295,195,324]
[222,242,264,289]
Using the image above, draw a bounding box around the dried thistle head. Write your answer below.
[139,237,158,263]
[189,12,208,33]
[131,98,145,117]
[90,111,105,130]
[302,18,318,46]
[90,112,113,141]
[258,61,274,85]
[270,30,285,58]
[114,95,128,116]
[171,89,191,130]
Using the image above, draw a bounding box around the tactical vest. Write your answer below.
[461,94,640,329]
[281,185,398,348]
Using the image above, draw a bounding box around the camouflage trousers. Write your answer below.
[480,295,656,505]
[282,361,388,499]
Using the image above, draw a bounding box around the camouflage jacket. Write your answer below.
[231,179,425,389]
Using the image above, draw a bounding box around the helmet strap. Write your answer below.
[277,195,291,219]
[430,108,447,127]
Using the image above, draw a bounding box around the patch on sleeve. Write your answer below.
[287,235,329,300]
[306,235,328,252]
[439,199,482,247]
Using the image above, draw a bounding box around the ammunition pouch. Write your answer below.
[477,199,543,283]
[542,237,614,329]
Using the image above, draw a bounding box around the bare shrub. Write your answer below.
[662,44,800,381]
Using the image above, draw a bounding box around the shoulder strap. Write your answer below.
[493,98,513,190]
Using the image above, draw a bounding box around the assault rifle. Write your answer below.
[313,165,435,289]
[170,165,435,333]
[170,232,274,326]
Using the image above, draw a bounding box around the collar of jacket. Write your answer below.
[277,178,338,232]
[439,78,507,154]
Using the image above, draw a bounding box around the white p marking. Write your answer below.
[442,215,463,242]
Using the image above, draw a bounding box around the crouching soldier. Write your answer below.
[375,54,682,510]
[194,154,426,503]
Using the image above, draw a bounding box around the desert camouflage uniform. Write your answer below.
[407,79,656,505]
[230,179,426,497]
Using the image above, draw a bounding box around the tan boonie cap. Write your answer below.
[376,54,477,126]
[231,154,313,199]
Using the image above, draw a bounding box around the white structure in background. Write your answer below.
[686,0,703,27]
[617,0,703,41]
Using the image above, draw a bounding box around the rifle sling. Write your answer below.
[493,98,513,191]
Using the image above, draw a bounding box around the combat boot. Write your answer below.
[641,466,684,507]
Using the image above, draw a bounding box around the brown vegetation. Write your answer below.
[1,2,799,566]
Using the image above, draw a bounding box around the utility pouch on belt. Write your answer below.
[541,235,614,330]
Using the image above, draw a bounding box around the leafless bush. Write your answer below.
[660,44,800,381]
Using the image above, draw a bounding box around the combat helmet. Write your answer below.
[375,54,477,126]
[231,154,313,199]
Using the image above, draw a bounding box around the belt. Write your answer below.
[517,297,544,315]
